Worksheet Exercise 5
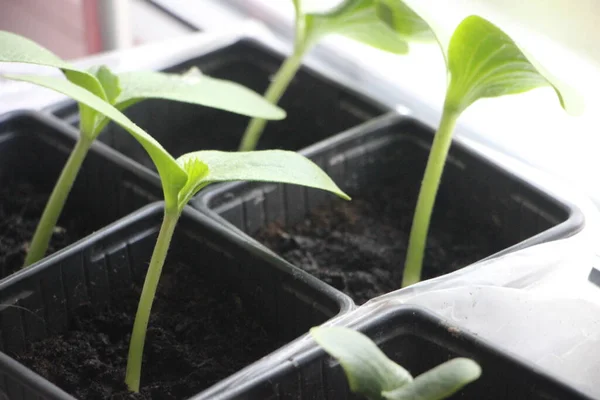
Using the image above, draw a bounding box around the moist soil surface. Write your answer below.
[0,182,88,277]
[256,182,503,305]
[14,261,281,399]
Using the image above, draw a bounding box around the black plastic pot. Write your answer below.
[194,113,584,303]
[47,38,387,171]
[0,202,353,399]
[213,305,593,399]
[0,111,162,278]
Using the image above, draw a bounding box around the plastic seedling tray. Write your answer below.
[194,113,584,304]
[0,111,161,279]
[214,305,593,399]
[0,203,353,399]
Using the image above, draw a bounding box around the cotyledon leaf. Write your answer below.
[377,10,582,116]
[114,69,286,120]
[176,157,210,209]
[375,0,435,42]
[176,150,350,209]
[3,74,187,208]
[382,358,481,400]
[311,327,413,400]
[304,0,410,54]
[0,30,106,100]
[0,31,110,135]
[93,65,122,105]
[445,15,582,115]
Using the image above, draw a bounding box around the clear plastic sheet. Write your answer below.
[362,161,600,396]
[200,157,600,398]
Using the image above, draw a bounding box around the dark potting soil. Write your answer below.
[256,181,504,305]
[14,261,281,400]
[0,182,88,277]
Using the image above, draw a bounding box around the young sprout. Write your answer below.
[238,0,431,151]
[0,46,350,392]
[375,7,582,287]
[124,150,349,392]
[311,326,481,399]
[0,31,285,267]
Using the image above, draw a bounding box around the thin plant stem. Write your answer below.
[402,106,460,287]
[238,49,306,151]
[125,208,180,392]
[23,134,93,267]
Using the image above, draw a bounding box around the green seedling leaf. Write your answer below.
[375,0,435,42]
[239,0,416,151]
[402,14,583,287]
[93,65,122,104]
[382,358,481,400]
[4,74,187,207]
[239,0,415,151]
[442,16,581,115]
[127,150,351,393]
[176,150,349,209]
[114,69,286,119]
[311,327,412,399]
[0,30,106,100]
[305,0,409,54]
[0,30,110,135]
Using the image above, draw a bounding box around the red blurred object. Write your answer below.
[0,0,102,59]
[82,0,103,54]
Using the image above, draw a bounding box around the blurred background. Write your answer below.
[0,0,194,58]
[2,0,598,66]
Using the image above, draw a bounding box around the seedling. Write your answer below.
[0,31,285,267]
[376,6,582,286]
[1,33,350,392]
[238,0,432,151]
[311,326,481,399]
[122,150,349,392]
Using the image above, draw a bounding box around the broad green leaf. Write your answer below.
[176,150,350,210]
[311,327,412,400]
[375,0,435,42]
[0,31,106,100]
[443,16,581,115]
[305,0,409,54]
[114,70,286,119]
[4,74,187,208]
[382,358,481,400]
[177,157,210,209]
[0,31,108,135]
[94,65,122,104]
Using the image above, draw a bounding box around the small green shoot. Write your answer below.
[311,326,481,399]
[0,31,285,267]
[123,150,349,392]
[374,11,582,286]
[2,32,350,392]
[238,0,432,151]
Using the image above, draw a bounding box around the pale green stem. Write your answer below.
[402,107,460,287]
[238,48,306,151]
[125,208,180,392]
[23,134,93,267]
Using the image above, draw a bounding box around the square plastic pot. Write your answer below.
[214,305,593,399]
[0,203,353,399]
[193,113,584,303]
[47,37,387,171]
[0,111,162,278]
